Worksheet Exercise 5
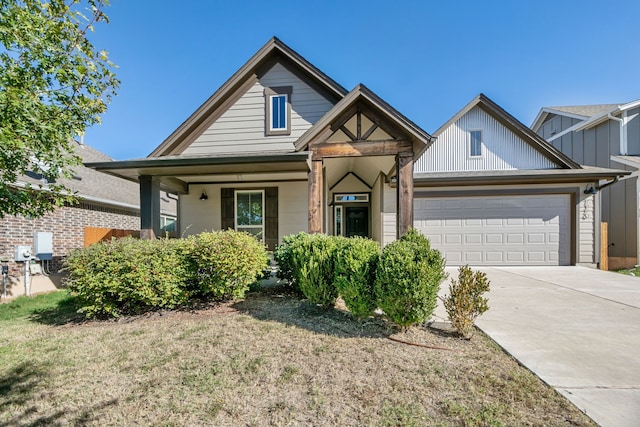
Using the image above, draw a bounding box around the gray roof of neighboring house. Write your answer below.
[547,104,623,118]
[17,142,176,214]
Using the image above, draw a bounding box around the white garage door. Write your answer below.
[414,194,570,266]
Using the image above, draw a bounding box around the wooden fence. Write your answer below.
[84,227,140,247]
[600,222,608,271]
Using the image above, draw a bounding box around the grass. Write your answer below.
[615,266,640,276]
[0,288,595,426]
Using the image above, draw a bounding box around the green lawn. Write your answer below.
[0,289,595,426]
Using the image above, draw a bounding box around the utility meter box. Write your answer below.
[34,232,53,261]
[14,246,32,262]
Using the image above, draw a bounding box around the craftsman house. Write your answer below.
[89,38,626,267]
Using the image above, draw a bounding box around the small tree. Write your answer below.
[0,0,119,218]
[443,265,490,338]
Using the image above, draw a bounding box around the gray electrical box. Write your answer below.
[34,232,53,261]
[14,245,32,262]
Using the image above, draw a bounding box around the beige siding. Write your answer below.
[184,63,335,155]
[417,106,558,172]
[382,183,396,246]
[578,192,596,264]
[370,174,382,244]
[179,180,308,243]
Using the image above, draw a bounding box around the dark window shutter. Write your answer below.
[265,187,278,251]
[221,188,234,230]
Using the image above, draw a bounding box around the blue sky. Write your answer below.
[84,0,640,160]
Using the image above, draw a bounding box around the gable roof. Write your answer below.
[294,84,432,159]
[434,94,580,169]
[149,37,348,157]
[531,100,640,132]
[17,142,140,210]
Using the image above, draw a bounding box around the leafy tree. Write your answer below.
[0,0,118,218]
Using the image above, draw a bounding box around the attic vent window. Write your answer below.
[264,86,292,136]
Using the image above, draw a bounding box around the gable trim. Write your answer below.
[149,37,348,157]
[434,94,581,169]
[294,84,431,159]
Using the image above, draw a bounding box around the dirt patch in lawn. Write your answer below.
[0,286,594,426]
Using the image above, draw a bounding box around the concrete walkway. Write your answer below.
[437,266,640,427]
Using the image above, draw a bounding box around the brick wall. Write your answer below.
[0,202,139,275]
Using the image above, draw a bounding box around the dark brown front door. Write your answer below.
[345,206,368,238]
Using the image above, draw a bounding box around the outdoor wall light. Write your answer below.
[199,190,208,201]
[583,186,597,195]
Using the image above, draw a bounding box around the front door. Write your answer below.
[345,206,368,237]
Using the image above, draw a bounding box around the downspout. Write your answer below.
[596,175,619,192]
[608,112,626,155]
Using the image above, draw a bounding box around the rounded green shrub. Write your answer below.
[273,231,308,293]
[65,237,194,318]
[333,236,380,318]
[290,233,338,308]
[186,230,269,300]
[374,228,447,329]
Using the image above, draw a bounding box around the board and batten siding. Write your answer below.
[534,110,640,260]
[183,63,335,155]
[416,106,558,172]
[537,115,582,141]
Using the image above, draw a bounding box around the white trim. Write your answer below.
[234,189,265,241]
[334,205,343,236]
[531,108,590,132]
[546,125,578,143]
[468,129,483,158]
[268,93,288,131]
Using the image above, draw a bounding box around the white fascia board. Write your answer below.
[573,107,621,131]
[610,155,640,170]
[531,108,589,131]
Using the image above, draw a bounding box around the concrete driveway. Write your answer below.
[437,266,640,427]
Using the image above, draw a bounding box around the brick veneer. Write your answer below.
[0,202,139,276]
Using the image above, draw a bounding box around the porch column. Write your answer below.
[397,152,414,238]
[308,158,323,233]
[139,175,161,240]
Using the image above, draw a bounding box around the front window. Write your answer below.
[470,130,482,157]
[235,190,264,240]
[270,94,287,130]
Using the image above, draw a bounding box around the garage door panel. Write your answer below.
[414,194,570,266]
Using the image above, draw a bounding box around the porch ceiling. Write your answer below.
[324,155,395,188]
[85,152,312,194]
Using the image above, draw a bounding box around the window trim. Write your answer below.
[264,86,292,136]
[234,189,265,241]
[469,129,483,158]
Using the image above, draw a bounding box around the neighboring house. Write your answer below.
[0,141,176,297]
[532,101,640,269]
[89,38,625,267]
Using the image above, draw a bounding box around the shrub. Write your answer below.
[374,228,447,329]
[65,237,194,318]
[65,230,268,318]
[443,265,490,338]
[184,230,269,300]
[333,236,380,318]
[273,232,308,292]
[290,233,338,308]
